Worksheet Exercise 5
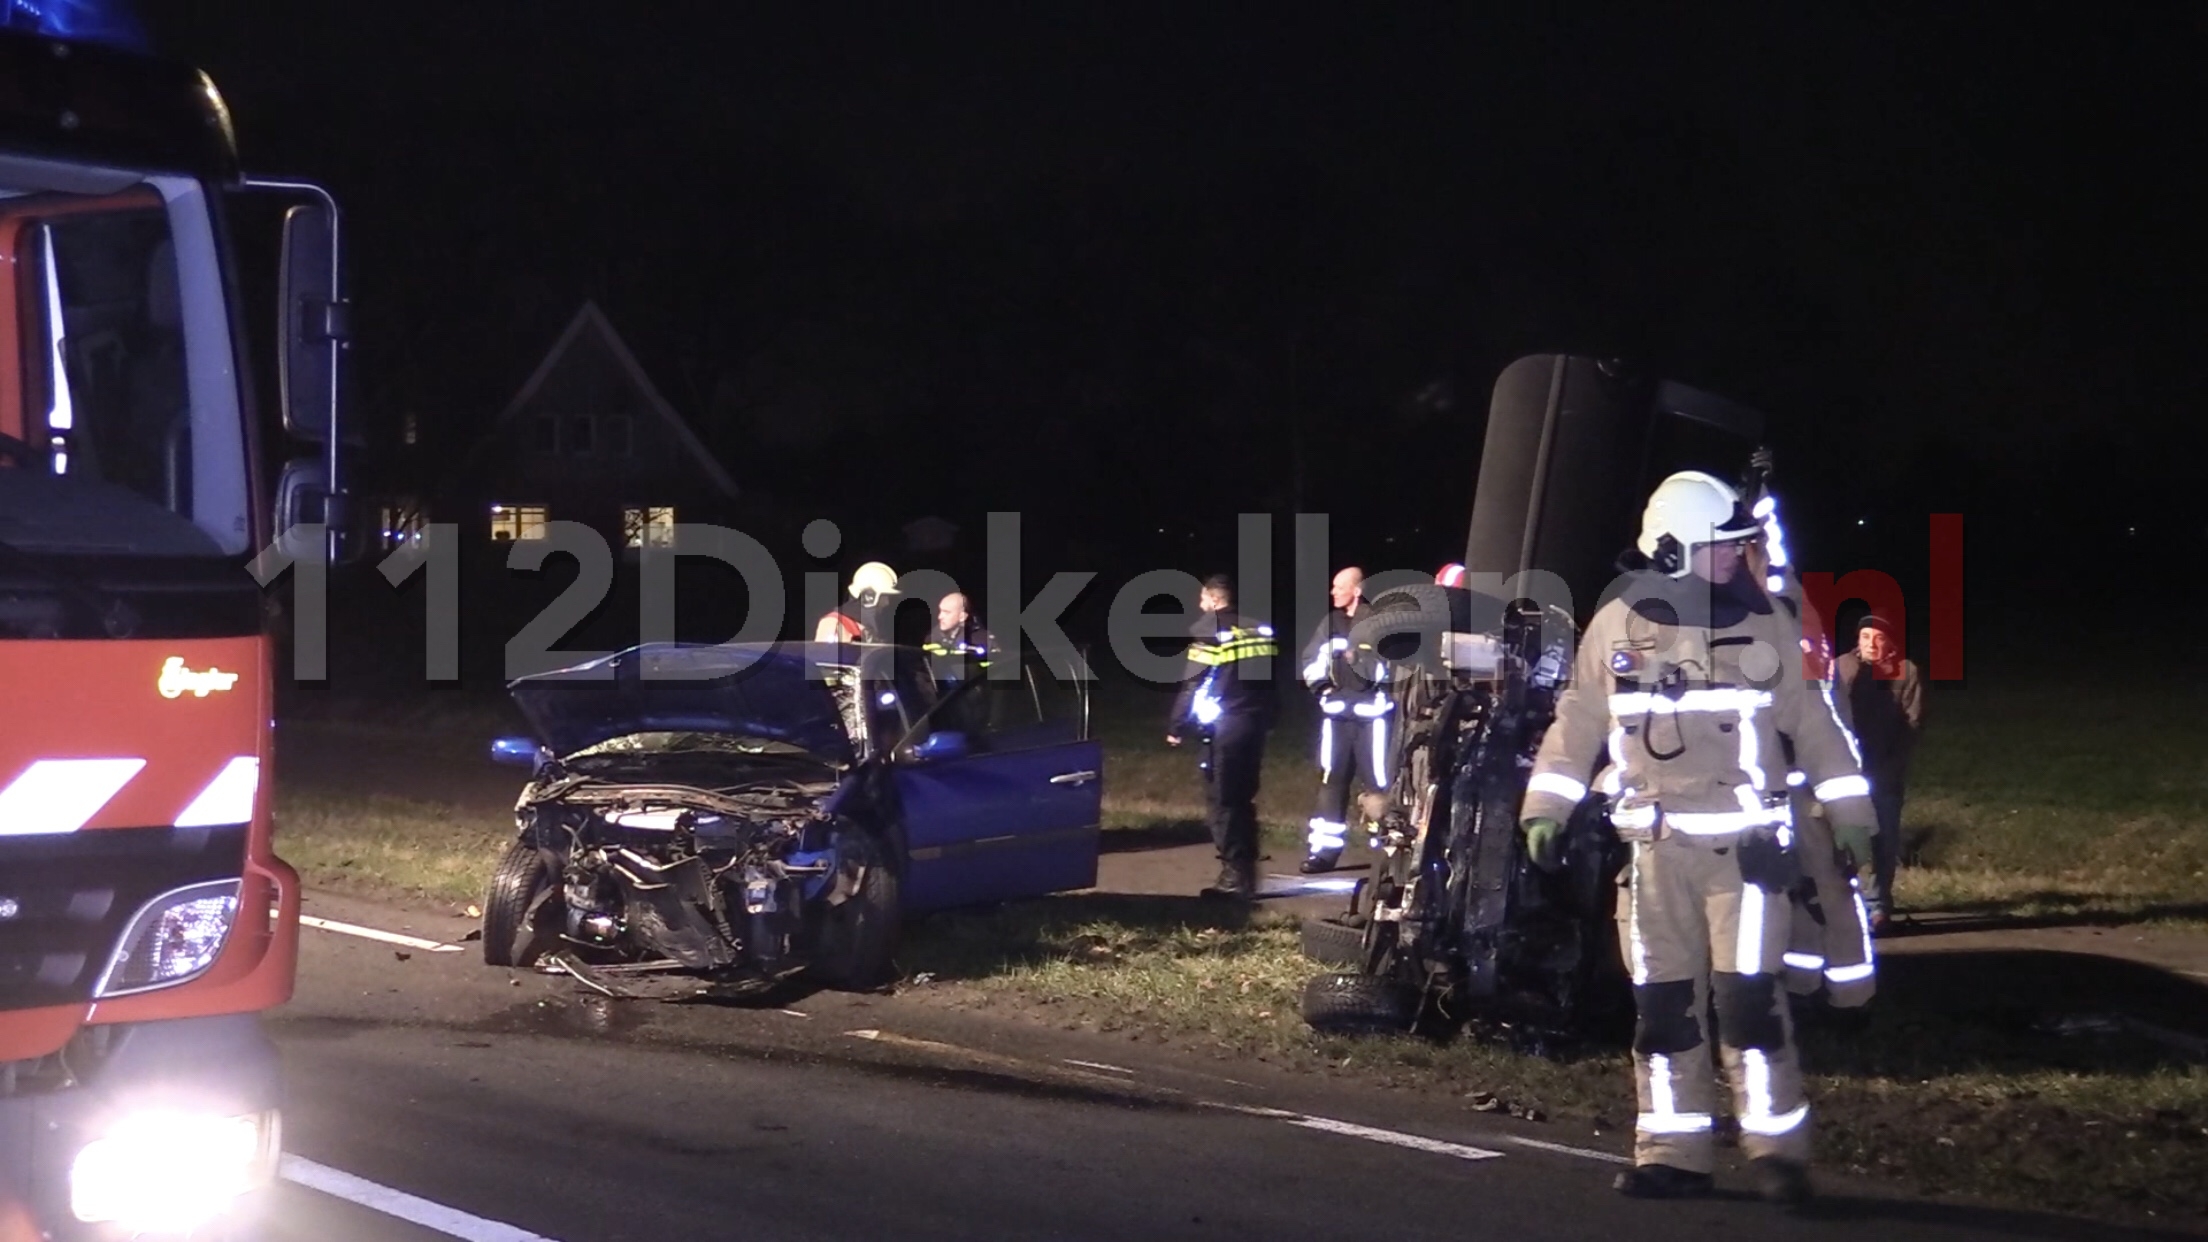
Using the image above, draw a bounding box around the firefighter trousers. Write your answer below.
[1783,793,1877,1007]
[1307,714,1393,852]
[1619,829,1812,1173]
[1204,714,1269,867]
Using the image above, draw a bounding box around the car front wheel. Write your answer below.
[806,829,900,991]
[483,839,559,967]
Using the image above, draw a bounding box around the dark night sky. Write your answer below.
[151,2,2208,593]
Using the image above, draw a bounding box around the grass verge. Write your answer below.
[276,790,511,907]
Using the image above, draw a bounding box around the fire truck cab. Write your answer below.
[0,5,344,1237]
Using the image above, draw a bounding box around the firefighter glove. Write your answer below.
[1832,819,1874,870]
[1520,816,1567,872]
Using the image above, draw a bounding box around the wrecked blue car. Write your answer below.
[477,641,1101,995]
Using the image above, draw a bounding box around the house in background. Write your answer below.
[395,301,740,558]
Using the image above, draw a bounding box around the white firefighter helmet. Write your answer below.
[1636,471,1761,576]
[847,561,901,604]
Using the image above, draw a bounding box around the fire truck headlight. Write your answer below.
[70,1108,280,1231]
[94,879,240,997]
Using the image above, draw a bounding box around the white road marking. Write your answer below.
[1208,1103,1505,1161]
[1497,1134,1632,1165]
[281,1156,559,1241]
[300,915,465,953]
[1062,1058,1136,1075]
[847,1029,1625,1167]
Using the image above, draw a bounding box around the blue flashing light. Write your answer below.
[1,0,150,54]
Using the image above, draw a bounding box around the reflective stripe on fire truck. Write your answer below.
[0,758,145,835]
[174,756,260,827]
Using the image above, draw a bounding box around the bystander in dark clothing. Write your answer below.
[1834,615,1924,929]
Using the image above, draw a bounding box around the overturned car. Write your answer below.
[478,641,1101,997]
[1300,355,1772,1039]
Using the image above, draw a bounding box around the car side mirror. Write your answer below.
[910,730,968,762]
[490,736,551,769]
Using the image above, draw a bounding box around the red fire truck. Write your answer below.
[0,7,346,1238]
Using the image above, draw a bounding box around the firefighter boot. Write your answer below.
[1201,861,1259,901]
[1612,1165,1714,1200]
[1301,817,1347,874]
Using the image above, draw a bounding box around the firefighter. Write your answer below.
[1518,471,1875,1207]
[1298,565,1393,873]
[814,561,900,642]
[1742,499,1878,1012]
[1168,574,1281,900]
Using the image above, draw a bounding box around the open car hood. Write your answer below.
[507,644,855,766]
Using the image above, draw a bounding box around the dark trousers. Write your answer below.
[1866,777,1907,911]
[1204,714,1269,866]
[1312,716,1389,817]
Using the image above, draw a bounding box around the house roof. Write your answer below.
[452,300,739,499]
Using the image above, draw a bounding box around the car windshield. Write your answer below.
[0,156,254,638]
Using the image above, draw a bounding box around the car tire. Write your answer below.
[1300,971,1415,1036]
[807,831,901,991]
[483,839,557,968]
[1349,584,1453,663]
[1299,917,1366,967]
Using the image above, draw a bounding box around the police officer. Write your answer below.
[1298,566,1393,873]
[923,591,996,665]
[1168,574,1280,900]
[1518,471,1875,1207]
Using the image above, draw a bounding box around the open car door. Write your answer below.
[894,645,1100,913]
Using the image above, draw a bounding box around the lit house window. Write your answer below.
[489,503,549,541]
[623,505,676,549]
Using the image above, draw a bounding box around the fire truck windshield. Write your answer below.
[0,156,258,640]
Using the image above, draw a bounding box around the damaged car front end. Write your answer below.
[478,640,1106,1000]
[481,644,911,997]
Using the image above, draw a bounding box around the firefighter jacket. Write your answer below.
[1299,607,1390,719]
[1169,609,1280,737]
[1523,570,1873,837]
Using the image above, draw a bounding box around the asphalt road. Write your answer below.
[252,891,2183,1242]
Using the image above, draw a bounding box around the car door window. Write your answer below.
[942,648,1088,754]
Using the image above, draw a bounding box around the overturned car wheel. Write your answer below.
[1299,916,1367,968]
[806,831,900,991]
[1349,584,1453,661]
[1300,972,1415,1036]
[483,839,559,968]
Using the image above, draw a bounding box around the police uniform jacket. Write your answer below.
[1169,609,1280,734]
